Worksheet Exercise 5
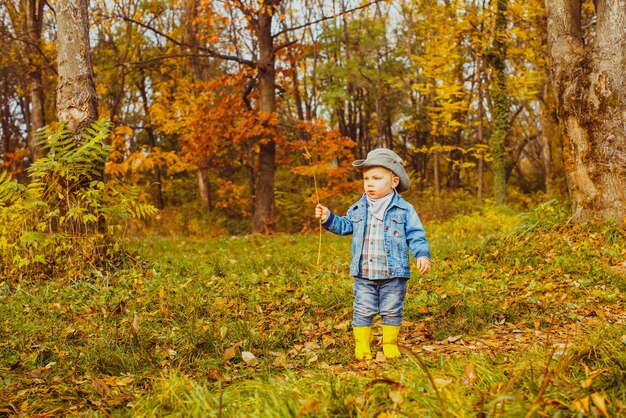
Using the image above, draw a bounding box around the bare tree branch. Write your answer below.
[273,0,386,38]
[119,15,256,68]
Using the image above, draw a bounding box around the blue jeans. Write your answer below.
[352,277,408,327]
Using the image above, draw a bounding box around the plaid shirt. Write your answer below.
[359,212,389,280]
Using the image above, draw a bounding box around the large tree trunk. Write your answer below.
[546,0,626,224]
[56,0,100,233]
[252,3,278,233]
[488,0,509,205]
[56,0,98,134]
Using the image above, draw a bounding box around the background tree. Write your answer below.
[546,0,626,224]
[487,0,509,205]
[5,0,48,159]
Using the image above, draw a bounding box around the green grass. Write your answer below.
[1,200,625,416]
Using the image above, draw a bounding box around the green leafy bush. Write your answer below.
[0,119,158,280]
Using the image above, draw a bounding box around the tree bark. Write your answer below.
[197,158,212,212]
[56,0,101,233]
[56,0,98,135]
[546,0,626,224]
[540,76,565,196]
[488,0,509,205]
[252,2,278,233]
[476,55,485,203]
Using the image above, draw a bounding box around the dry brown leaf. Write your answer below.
[223,345,238,360]
[131,314,140,335]
[462,361,477,386]
[92,379,110,397]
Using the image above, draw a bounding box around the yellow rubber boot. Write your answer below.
[353,326,373,360]
[382,325,401,358]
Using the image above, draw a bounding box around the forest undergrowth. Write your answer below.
[1,200,625,416]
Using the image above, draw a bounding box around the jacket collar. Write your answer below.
[355,191,407,209]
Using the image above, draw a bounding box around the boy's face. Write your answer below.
[362,166,399,199]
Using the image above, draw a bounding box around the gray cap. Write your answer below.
[352,148,410,193]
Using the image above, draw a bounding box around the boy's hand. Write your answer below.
[416,257,431,275]
[315,204,330,223]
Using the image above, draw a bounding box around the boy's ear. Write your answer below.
[392,175,400,187]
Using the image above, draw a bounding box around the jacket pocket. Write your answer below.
[390,215,409,264]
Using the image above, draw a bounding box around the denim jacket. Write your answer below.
[321,193,430,278]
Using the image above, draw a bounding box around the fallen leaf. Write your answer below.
[223,345,238,360]
[591,392,609,418]
[462,361,477,386]
[389,386,403,404]
[208,367,223,380]
[572,396,589,412]
[242,351,257,365]
[92,379,110,397]
[334,320,350,330]
[131,314,140,335]
[61,326,76,338]
[272,353,289,368]
[322,334,335,348]
[433,378,452,387]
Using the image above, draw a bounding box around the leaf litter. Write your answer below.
[1,211,625,416]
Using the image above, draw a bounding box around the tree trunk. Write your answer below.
[197,159,212,212]
[136,62,165,210]
[546,0,626,224]
[476,56,485,203]
[488,0,509,205]
[56,0,98,135]
[184,0,214,213]
[56,0,100,233]
[433,151,440,193]
[540,77,565,197]
[6,0,46,159]
[252,3,278,233]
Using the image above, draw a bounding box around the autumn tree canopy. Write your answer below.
[1,0,623,231]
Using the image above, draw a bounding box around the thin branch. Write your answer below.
[124,53,221,69]
[119,15,256,68]
[273,0,386,38]
[273,39,298,53]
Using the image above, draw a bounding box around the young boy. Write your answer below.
[315,148,431,360]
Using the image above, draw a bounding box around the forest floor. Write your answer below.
[1,200,625,416]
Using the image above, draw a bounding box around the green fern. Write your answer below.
[0,118,158,280]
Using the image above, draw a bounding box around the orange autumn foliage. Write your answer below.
[181,72,285,170]
[289,119,359,203]
[0,150,28,175]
